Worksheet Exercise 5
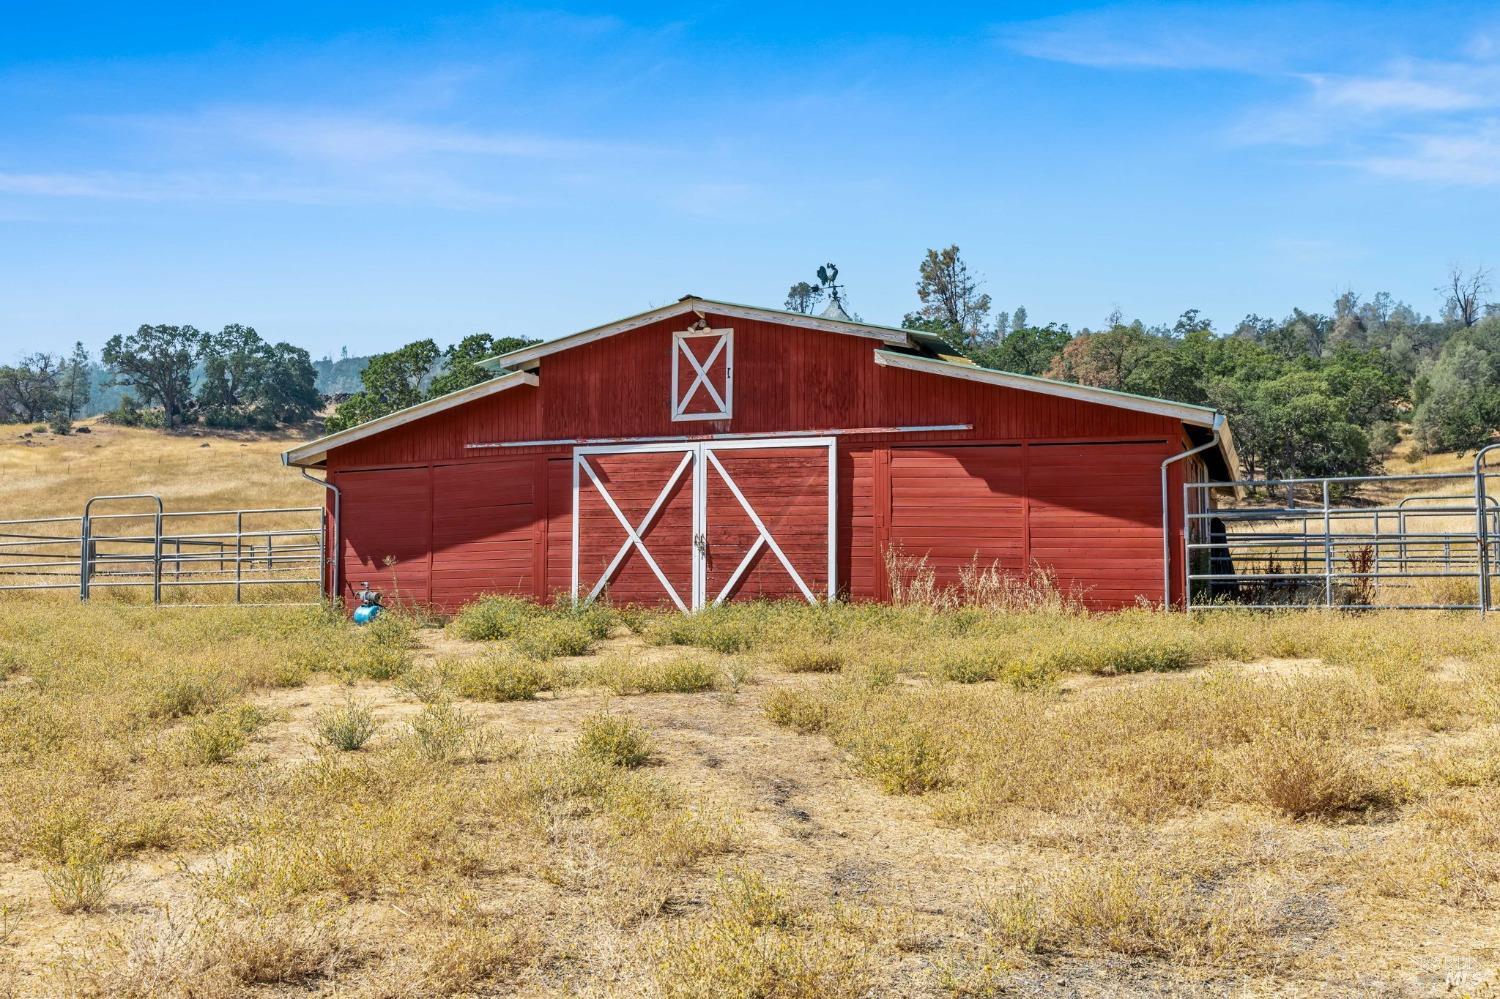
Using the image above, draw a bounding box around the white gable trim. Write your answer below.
[482,297,911,372]
[282,370,539,468]
[872,349,1220,427]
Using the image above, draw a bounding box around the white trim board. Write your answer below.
[282,371,539,468]
[466,424,972,449]
[483,297,911,373]
[872,349,1220,428]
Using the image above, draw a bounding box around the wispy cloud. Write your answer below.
[998,3,1315,72]
[1004,4,1500,186]
[1352,123,1500,185]
[0,167,521,207]
[0,98,661,209]
[1302,60,1500,113]
[103,107,626,164]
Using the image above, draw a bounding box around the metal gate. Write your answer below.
[1184,444,1500,614]
[0,494,326,605]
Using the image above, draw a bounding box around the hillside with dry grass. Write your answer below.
[0,421,320,519]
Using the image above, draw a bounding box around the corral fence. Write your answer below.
[1186,443,1500,614]
[0,494,326,605]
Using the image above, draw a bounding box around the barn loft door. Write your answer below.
[572,437,835,609]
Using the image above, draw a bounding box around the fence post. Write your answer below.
[1477,445,1497,617]
[1322,479,1333,608]
[153,509,163,604]
[78,512,92,601]
[235,511,244,604]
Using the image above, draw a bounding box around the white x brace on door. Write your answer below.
[572,437,836,610]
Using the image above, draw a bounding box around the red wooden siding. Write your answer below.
[430,459,538,609]
[338,467,431,606]
[321,307,1205,610]
[1027,442,1167,607]
[888,445,1026,581]
[545,458,572,599]
[844,447,877,600]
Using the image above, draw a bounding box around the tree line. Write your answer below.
[0,344,92,432]
[788,250,1499,480]
[10,253,1498,481]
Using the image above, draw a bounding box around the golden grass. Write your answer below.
[0,421,319,518]
[3,597,1500,994]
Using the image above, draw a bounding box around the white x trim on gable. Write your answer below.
[672,327,733,421]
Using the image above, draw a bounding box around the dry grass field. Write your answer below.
[1,429,1500,997]
[3,600,1500,997]
[0,421,320,518]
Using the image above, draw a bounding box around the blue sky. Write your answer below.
[2,2,1498,358]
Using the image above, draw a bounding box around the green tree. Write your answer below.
[197,324,266,415]
[784,281,824,314]
[0,353,64,423]
[972,323,1070,376]
[1044,321,1152,390]
[908,245,993,349]
[1413,319,1500,454]
[325,339,440,432]
[60,342,91,421]
[249,343,322,426]
[102,324,202,427]
[428,333,537,397]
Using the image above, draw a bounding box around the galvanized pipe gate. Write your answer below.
[1184,445,1500,614]
[0,495,327,605]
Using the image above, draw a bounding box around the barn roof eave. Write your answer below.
[281,370,540,469]
[872,349,1219,424]
[872,348,1239,476]
[477,296,914,373]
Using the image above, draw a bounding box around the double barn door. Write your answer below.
[572,438,835,610]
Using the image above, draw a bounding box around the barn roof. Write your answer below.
[281,370,538,469]
[873,350,1239,479]
[284,297,1237,477]
[476,295,914,372]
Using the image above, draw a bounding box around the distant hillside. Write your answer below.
[312,353,372,396]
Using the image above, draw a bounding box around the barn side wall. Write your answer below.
[325,310,1195,612]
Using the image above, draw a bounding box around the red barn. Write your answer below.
[284,297,1236,612]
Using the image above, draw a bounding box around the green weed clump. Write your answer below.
[27,811,124,914]
[588,653,720,694]
[773,644,846,674]
[450,596,539,641]
[646,605,764,654]
[406,702,484,762]
[315,699,379,751]
[444,652,556,701]
[176,704,266,765]
[577,712,652,768]
[763,689,831,734]
[849,728,951,796]
[651,872,875,999]
[983,860,1277,962]
[343,613,417,681]
[513,618,595,660]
